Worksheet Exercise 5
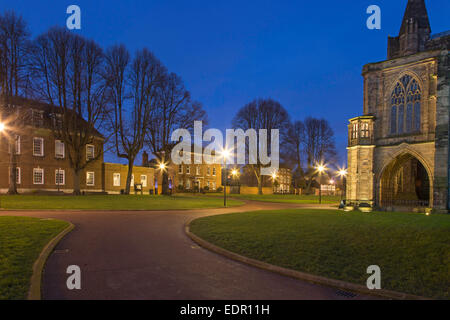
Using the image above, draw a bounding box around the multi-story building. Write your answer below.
[145,150,223,193]
[274,166,292,194]
[0,97,104,193]
[0,97,156,194]
[346,0,450,211]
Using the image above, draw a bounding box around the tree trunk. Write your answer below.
[125,162,135,195]
[73,169,81,195]
[7,148,18,195]
[162,171,170,195]
[258,177,263,195]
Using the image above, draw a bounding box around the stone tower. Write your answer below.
[346,0,450,212]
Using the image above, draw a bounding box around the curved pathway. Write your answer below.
[1,201,376,300]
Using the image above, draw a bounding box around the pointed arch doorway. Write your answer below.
[379,153,432,208]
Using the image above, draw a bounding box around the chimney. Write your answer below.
[142,151,149,167]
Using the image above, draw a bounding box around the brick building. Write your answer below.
[0,98,104,193]
[143,150,223,194]
[347,0,450,211]
[0,97,157,194]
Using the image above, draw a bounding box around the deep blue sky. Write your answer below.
[1,0,449,165]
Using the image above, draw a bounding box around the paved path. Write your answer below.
[1,201,376,300]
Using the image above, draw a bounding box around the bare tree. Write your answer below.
[0,11,30,98]
[0,11,30,195]
[284,120,306,190]
[232,98,290,195]
[303,117,337,193]
[29,27,109,195]
[104,45,164,194]
[146,72,207,195]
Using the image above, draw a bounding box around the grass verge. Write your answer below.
[190,209,450,299]
[0,194,243,210]
[0,216,69,300]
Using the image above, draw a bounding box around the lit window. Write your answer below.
[212,167,216,176]
[16,167,21,184]
[86,145,95,160]
[55,140,65,158]
[186,166,191,175]
[178,165,183,174]
[186,180,191,189]
[86,172,95,186]
[113,173,121,187]
[196,166,200,175]
[141,175,147,187]
[55,169,65,185]
[33,138,44,156]
[207,167,211,175]
[33,168,44,185]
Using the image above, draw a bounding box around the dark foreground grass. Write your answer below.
[190,209,450,299]
[0,194,243,210]
[0,216,69,300]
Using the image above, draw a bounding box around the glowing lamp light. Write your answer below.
[231,169,238,176]
[159,163,167,170]
[329,179,335,185]
[0,123,5,132]
[338,169,348,177]
[221,149,231,160]
[317,165,326,173]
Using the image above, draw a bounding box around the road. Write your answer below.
[1,201,376,300]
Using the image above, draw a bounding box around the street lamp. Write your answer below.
[220,148,231,207]
[316,164,327,204]
[0,122,5,132]
[337,168,347,201]
[271,171,278,193]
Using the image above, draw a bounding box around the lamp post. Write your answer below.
[221,149,231,207]
[316,164,327,204]
[338,169,348,201]
[271,171,278,194]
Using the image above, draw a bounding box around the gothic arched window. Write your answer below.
[390,75,421,135]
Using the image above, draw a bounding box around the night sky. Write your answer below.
[1,0,449,165]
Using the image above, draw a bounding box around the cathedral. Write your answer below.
[346,0,450,212]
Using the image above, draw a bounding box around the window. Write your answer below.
[186,166,191,175]
[15,135,20,155]
[207,167,211,176]
[113,173,121,187]
[196,166,200,175]
[186,180,191,189]
[55,169,65,185]
[16,167,21,184]
[86,172,95,186]
[131,174,135,187]
[55,140,65,158]
[178,165,183,174]
[33,138,44,156]
[32,110,44,127]
[86,145,95,160]
[33,168,44,185]
[352,123,358,139]
[390,75,421,135]
[212,167,216,176]
[141,175,147,187]
[212,182,216,190]
[361,123,369,138]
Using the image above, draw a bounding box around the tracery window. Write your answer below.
[390,75,421,135]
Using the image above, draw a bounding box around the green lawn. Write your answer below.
[0,194,243,210]
[0,216,69,300]
[190,209,450,299]
[218,194,341,204]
